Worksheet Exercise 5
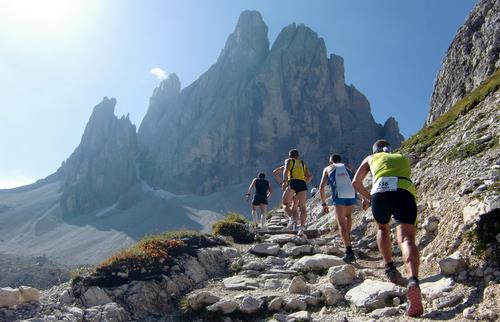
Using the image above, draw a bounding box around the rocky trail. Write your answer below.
[179,205,498,322]
[2,194,498,322]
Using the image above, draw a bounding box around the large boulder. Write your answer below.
[327,264,357,286]
[345,279,405,311]
[222,276,259,290]
[439,252,468,276]
[288,276,309,294]
[249,243,281,256]
[80,287,113,307]
[0,287,21,308]
[292,254,344,272]
[187,291,220,311]
[206,299,238,314]
[420,277,455,301]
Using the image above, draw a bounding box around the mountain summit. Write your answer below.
[138,11,403,194]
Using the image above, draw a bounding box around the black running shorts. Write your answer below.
[252,194,268,206]
[371,189,417,225]
[289,179,308,193]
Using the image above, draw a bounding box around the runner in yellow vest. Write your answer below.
[282,149,312,236]
[352,139,423,317]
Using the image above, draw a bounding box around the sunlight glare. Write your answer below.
[1,0,82,29]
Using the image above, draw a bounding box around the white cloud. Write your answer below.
[0,175,35,189]
[150,67,168,81]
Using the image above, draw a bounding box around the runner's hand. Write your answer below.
[362,199,371,210]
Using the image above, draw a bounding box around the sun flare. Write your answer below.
[1,0,82,29]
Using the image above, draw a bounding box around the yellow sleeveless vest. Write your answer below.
[288,159,306,182]
[369,152,416,197]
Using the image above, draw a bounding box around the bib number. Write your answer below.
[371,176,398,194]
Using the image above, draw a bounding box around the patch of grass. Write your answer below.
[445,142,484,161]
[485,182,500,193]
[229,262,242,274]
[179,296,192,314]
[73,229,226,287]
[463,209,500,259]
[400,68,500,154]
[69,266,94,286]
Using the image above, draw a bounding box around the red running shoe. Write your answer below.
[406,281,424,317]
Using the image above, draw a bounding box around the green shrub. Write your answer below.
[212,220,254,244]
[400,68,500,154]
[224,212,248,224]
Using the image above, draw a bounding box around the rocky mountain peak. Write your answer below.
[427,0,499,125]
[154,73,181,96]
[80,97,118,151]
[138,11,403,194]
[218,10,269,68]
[60,97,138,216]
[271,23,327,58]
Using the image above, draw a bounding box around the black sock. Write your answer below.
[408,276,419,285]
[386,262,396,269]
[346,246,353,253]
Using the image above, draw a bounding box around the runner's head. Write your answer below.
[329,154,341,164]
[289,149,299,159]
[258,172,265,179]
[372,139,392,153]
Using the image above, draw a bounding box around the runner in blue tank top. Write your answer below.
[319,154,357,262]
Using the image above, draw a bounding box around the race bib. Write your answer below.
[371,176,398,194]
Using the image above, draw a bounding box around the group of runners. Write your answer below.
[245,139,423,317]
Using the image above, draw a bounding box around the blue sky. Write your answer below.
[0,0,477,188]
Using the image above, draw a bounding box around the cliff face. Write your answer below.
[60,97,138,216]
[427,0,499,124]
[138,11,403,194]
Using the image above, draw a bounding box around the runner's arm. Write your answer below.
[352,156,372,206]
[246,179,256,200]
[273,166,284,184]
[319,168,330,213]
[267,183,273,198]
[305,165,313,183]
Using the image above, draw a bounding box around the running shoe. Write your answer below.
[406,281,424,317]
[385,265,407,286]
[342,251,356,263]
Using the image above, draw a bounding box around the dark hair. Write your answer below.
[289,149,299,158]
[329,154,341,163]
[372,139,392,153]
[258,172,265,179]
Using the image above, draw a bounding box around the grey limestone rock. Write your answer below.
[59,97,138,216]
[327,264,357,286]
[427,0,499,124]
[187,291,220,311]
[137,11,403,194]
[345,279,405,311]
